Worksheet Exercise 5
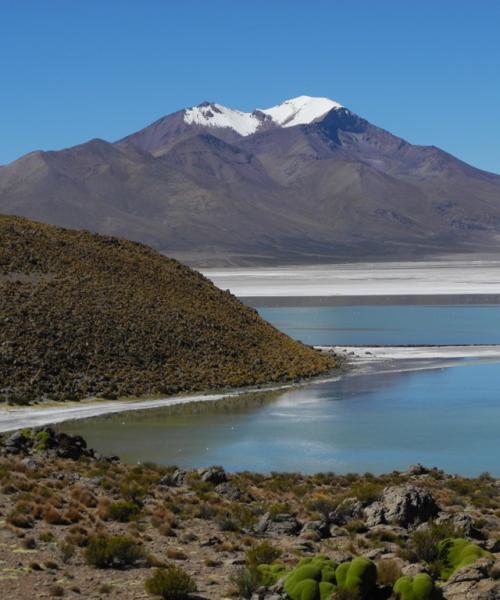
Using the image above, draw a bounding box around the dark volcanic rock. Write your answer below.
[1,427,95,460]
[49,431,89,459]
[4,431,30,454]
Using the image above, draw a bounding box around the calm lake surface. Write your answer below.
[61,303,500,476]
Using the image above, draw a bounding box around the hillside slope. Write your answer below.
[0,216,333,404]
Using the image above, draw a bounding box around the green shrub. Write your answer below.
[145,566,196,599]
[393,573,442,599]
[84,534,144,568]
[233,541,286,593]
[284,555,337,600]
[257,563,288,586]
[335,557,377,599]
[230,567,260,599]
[34,430,51,450]
[349,482,383,504]
[246,541,282,571]
[106,501,141,522]
[437,538,492,579]
[411,521,464,564]
[268,502,291,518]
[58,541,76,563]
[307,496,337,520]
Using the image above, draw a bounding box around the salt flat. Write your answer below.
[203,260,500,297]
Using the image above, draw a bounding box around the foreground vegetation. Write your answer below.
[0,215,334,405]
[0,428,498,599]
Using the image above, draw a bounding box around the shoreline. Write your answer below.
[244,293,500,307]
[0,368,343,434]
[2,344,500,434]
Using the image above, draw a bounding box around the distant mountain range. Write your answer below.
[1,95,500,265]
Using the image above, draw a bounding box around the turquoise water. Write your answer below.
[257,304,500,346]
[61,304,500,476]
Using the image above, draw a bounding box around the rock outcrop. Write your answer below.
[2,427,96,460]
[442,558,499,599]
[365,484,440,528]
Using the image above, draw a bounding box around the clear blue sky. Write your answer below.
[1,0,499,173]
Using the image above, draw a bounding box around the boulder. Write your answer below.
[442,559,499,599]
[3,430,30,454]
[159,469,188,487]
[55,432,89,459]
[364,485,439,528]
[214,481,243,501]
[405,463,431,476]
[300,520,330,541]
[256,512,301,536]
[198,466,227,485]
[329,524,349,538]
[2,427,94,460]
[483,538,500,553]
[436,512,484,540]
[329,497,364,525]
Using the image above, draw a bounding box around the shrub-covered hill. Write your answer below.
[0,215,334,404]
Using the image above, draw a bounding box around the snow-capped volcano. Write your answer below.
[3,91,500,267]
[258,95,343,128]
[182,95,343,136]
[183,102,265,136]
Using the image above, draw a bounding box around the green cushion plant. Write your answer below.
[437,538,492,579]
[393,573,442,600]
[335,557,377,599]
[284,555,337,600]
[257,562,288,586]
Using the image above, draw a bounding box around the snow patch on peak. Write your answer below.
[183,102,261,136]
[182,96,343,136]
[259,96,343,128]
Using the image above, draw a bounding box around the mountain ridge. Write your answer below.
[1,95,500,266]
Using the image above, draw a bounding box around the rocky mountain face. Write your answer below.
[1,96,499,265]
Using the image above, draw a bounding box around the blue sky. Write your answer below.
[1,1,499,173]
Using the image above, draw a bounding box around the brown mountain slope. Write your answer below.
[0,215,333,404]
[1,99,500,265]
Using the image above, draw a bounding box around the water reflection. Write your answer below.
[60,359,500,476]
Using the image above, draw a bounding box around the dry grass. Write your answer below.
[0,214,335,405]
